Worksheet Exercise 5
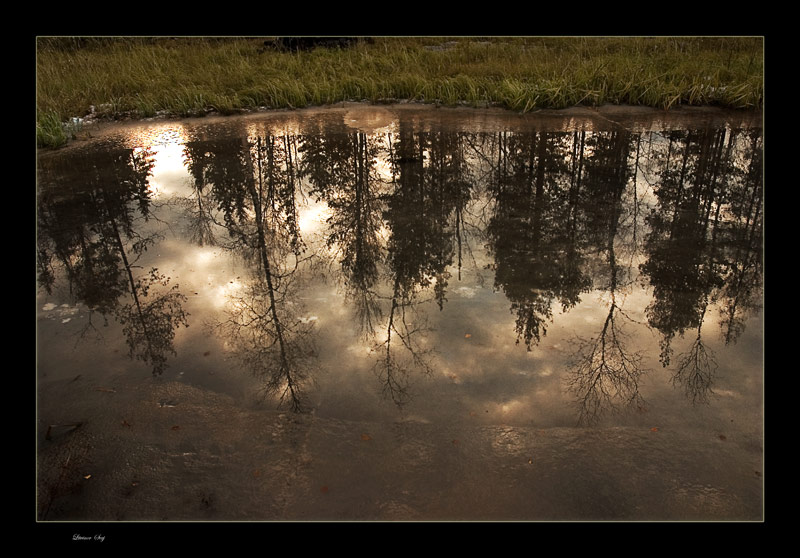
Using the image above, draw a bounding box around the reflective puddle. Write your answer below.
[37,104,763,521]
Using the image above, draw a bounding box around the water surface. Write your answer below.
[36,104,763,522]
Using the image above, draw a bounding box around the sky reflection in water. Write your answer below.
[37,107,763,431]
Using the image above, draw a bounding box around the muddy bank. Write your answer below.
[45,102,762,156]
[38,375,761,521]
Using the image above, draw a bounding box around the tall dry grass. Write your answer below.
[36,36,763,148]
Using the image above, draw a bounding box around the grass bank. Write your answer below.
[36,36,764,148]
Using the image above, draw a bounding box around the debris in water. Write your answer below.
[95,387,116,393]
[45,422,82,440]
[159,400,177,408]
[361,433,372,441]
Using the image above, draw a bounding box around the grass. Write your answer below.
[36,36,764,148]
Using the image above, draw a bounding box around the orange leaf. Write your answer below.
[650,427,659,432]
[360,433,371,441]
[464,333,472,339]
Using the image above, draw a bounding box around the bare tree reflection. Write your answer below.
[565,130,647,425]
[185,133,316,411]
[217,275,317,412]
[372,276,435,407]
[567,293,646,426]
[671,298,717,404]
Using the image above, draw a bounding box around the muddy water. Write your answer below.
[36,103,763,522]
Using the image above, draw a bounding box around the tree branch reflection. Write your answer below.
[565,130,647,425]
[185,133,316,411]
[37,148,189,375]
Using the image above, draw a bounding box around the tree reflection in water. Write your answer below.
[38,116,762,422]
[640,126,763,404]
[184,133,317,411]
[177,120,762,416]
[564,130,647,425]
[37,147,189,376]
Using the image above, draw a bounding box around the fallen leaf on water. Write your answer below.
[253,470,261,477]
[360,433,371,441]
[95,387,116,393]
[171,425,181,431]
[83,474,92,480]
[718,434,727,441]
[528,458,533,464]
[650,427,659,432]
[464,333,472,339]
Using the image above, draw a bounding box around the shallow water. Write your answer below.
[36,104,763,522]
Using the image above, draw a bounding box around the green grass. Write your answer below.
[36,36,764,148]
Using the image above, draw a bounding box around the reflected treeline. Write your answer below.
[296,123,477,406]
[38,120,762,418]
[639,127,763,404]
[485,130,593,350]
[182,133,315,411]
[37,148,189,375]
[299,127,385,338]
